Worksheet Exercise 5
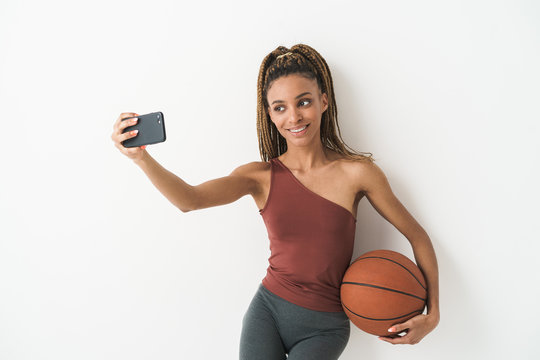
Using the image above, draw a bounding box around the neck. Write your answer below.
[281,143,330,171]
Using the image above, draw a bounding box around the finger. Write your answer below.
[124,146,141,155]
[114,112,139,129]
[380,332,402,339]
[112,129,139,149]
[388,319,412,334]
[112,118,138,142]
[116,139,139,152]
[378,335,403,345]
[118,129,139,143]
[118,116,139,131]
[119,112,139,121]
[378,333,408,345]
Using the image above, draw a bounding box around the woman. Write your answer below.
[111,44,439,359]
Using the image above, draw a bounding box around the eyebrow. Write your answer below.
[271,92,312,105]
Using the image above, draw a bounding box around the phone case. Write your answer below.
[121,111,166,148]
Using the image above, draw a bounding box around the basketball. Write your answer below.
[340,249,427,336]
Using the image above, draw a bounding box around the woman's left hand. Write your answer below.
[378,313,439,345]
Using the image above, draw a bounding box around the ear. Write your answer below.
[321,92,328,113]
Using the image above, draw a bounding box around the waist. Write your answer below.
[262,271,346,313]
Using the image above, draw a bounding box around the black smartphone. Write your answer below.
[121,111,166,148]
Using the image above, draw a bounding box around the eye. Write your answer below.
[273,99,311,112]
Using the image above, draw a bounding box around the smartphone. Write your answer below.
[121,111,166,148]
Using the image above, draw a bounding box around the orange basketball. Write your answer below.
[340,249,427,336]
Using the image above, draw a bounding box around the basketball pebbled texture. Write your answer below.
[340,249,427,336]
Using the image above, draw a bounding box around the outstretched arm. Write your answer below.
[111,112,258,213]
[356,161,440,344]
[134,151,259,212]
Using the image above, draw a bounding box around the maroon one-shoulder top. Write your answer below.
[259,157,357,312]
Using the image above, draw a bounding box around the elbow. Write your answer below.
[180,206,196,213]
[178,185,199,213]
[178,202,196,213]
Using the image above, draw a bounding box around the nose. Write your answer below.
[288,107,303,124]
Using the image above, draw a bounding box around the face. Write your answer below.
[266,74,328,146]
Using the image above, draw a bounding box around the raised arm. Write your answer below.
[111,112,258,213]
[134,151,258,212]
[188,162,260,211]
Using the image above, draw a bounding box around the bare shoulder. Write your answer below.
[229,160,270,194]
[230,160,270,177]
[337,156,388,195]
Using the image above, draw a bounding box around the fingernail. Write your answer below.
[132,118,138,123]
[388,327,395,332]
[131,130,138,135]
[141,145,146,149]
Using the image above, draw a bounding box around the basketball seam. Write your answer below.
[342,302,424,321]
[350,256,427,291]
[341,282,426,302]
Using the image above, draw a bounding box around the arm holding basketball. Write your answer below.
[356,161,440,345]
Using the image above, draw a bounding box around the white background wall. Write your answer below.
[1,0,538,359]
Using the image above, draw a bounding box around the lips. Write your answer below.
[288,124,310,132]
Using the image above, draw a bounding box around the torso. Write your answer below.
[250,150,366,220]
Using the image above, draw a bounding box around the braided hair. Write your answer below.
[256,44,375,163]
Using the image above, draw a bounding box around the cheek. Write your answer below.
[271,119,288,134]
[268,113,282,127]
[268,117,283,133]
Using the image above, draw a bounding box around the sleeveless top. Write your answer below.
[258,157,357,312]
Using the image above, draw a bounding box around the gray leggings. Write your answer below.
[239,283,350,360]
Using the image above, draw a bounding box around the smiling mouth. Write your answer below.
[288,124,310,133]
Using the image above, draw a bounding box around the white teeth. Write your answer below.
[289,125,307,133]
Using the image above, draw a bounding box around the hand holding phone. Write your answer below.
[121,111,166,148]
